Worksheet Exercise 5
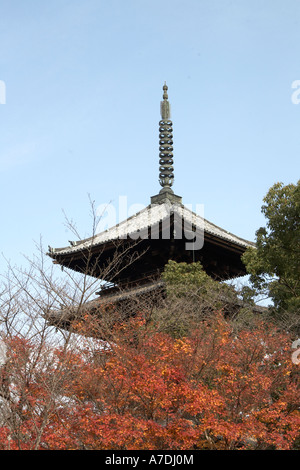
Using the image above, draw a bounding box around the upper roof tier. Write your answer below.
[49,200,254,258]
[48,200,254,282]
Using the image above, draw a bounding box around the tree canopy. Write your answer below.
[0,311,299,450]
[242,180,300,316]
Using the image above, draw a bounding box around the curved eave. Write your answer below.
[48,202,255,261]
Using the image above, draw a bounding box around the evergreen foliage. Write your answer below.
[242,180,300,317]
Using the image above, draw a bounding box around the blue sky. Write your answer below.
[0,0,299,273]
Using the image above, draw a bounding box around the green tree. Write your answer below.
[242,180,300,315]
[152,261,238,338]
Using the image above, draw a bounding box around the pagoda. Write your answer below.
[47,84,254,329]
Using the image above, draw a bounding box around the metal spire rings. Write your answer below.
[159,83,174,193]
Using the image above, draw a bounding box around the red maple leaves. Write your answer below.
[0,313,299,450]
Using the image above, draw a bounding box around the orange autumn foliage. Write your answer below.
[0,313,299,450]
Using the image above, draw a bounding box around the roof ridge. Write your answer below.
[48,201,254,257]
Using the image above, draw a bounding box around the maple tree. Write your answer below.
[0,311,298,450]
[0,232,299,450]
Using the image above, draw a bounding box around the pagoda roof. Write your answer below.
[48,200,254,258]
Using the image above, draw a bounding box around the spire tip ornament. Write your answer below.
[160,82,171,120]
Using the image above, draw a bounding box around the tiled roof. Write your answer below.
[49,201,254,257]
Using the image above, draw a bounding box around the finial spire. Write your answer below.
[158,82,174,193]
[163,81,168,99]
[151,83,182,205]
[160,82,171,120]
